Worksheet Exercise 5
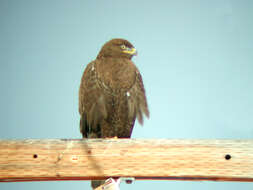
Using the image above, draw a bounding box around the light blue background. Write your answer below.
[0,0,252,189]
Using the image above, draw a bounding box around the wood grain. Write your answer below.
[0,139,252,182]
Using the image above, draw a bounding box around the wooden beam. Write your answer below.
[0,139,253,182]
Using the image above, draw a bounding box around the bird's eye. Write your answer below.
[121,44,126,49]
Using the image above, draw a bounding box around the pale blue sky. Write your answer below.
[0,0,253,189]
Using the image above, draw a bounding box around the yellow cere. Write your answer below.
[123,48,137,55]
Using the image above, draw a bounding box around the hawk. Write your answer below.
[78,38,149,189]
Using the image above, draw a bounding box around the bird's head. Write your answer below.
[97,38,137,59]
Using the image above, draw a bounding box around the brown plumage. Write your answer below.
[78,39,149,189]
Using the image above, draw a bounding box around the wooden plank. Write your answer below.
[0,139,253,182]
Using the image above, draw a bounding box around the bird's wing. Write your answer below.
[79,61,107,137]
[127,69,149,125]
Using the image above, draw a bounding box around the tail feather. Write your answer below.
[91,180,105,189]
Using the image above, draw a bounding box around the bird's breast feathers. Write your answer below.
[95,58,137,92]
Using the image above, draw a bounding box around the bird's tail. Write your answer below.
[91,180,105,189]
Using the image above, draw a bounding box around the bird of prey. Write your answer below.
[78,38,149,189]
